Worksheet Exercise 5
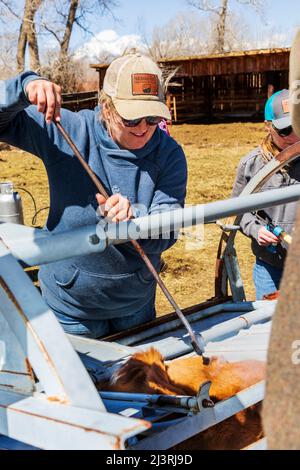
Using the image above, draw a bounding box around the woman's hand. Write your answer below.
[96,193,133,223]
[257,226,279,246]
[25,79,62,124]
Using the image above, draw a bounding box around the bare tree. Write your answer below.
[187,0,265,53]
[0,32,18,78]
[1,0,118,84]
[36,0,118,89]
[16,0,42,73]
[148,11,211,60]
[39,0,118,60]
[0,0,41,73]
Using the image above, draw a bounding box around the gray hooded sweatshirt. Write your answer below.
[232,146,300,269]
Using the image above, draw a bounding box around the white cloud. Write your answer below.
[74,29,147,63]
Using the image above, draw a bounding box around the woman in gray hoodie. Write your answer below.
[232,89,300,300]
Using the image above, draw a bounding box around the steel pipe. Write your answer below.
[108,300,272,347]
[1,185,300,266]
[0,223,107,266]
[138,303,274,360]
[105,185,300,245]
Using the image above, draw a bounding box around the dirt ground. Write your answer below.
[0,122,266,315]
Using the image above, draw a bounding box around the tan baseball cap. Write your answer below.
[290,29,300,137]
[103,53,171,121]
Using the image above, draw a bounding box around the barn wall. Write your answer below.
[90,49,290,122]
[170,70,289,122]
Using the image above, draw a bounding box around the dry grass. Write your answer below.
[0,122,266,315]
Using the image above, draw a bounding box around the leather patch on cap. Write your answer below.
[282,99,290,114]
[132,74,159,96]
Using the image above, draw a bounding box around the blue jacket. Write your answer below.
[0,72,187,320]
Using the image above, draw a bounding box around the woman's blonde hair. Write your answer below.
[98,90,122,136]
[260,123,287,173]
[260,133,281,163]
[99,90,115,121]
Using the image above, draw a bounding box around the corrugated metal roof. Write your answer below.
[158,47,291,64]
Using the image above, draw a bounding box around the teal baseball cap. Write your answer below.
[264,89,291,130]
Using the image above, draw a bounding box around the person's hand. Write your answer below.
[257,226,279,246]
[25,79,61,124]
[96,193,133,223]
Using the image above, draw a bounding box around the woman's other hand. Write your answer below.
[257,226,279,246]
[25,79,61,124]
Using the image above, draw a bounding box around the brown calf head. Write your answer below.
[98,348,265,402]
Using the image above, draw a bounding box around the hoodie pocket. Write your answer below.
[54,268,80,288]
[53,265,154,312]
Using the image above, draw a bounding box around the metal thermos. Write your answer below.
[0,181,24,224]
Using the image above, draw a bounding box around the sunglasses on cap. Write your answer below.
[121,116,163,127]
[272,123,293,137]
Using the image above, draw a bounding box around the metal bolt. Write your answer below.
[202,399,215,408]
[89,234,100,245]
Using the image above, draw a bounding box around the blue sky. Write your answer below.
[72,0,300,48]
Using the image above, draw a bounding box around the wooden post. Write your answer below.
[173,96,177,123]
[166,92,172,123]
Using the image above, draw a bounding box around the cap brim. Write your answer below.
[290,30,300,137]
[112,98,171,121]
[272,116,291,130]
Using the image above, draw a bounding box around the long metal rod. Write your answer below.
[55,122,204,356]
[100,391,201,411]
[2,185,300,266]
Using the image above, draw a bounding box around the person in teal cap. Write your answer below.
[232,89,300,299]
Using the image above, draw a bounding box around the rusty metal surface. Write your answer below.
[0,289,35,396]
[0,240,105,409]
[0,390,149,450]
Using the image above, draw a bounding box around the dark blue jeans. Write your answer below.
[253,258,283,300]
[53,300,156,338]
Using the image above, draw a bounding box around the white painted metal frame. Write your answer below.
[131,381,265,450]
[0,183,294,449]
[0,241,149,449]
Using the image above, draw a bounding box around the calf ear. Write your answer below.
[290,30,300,138]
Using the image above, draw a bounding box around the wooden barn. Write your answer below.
[90,47,290,123]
